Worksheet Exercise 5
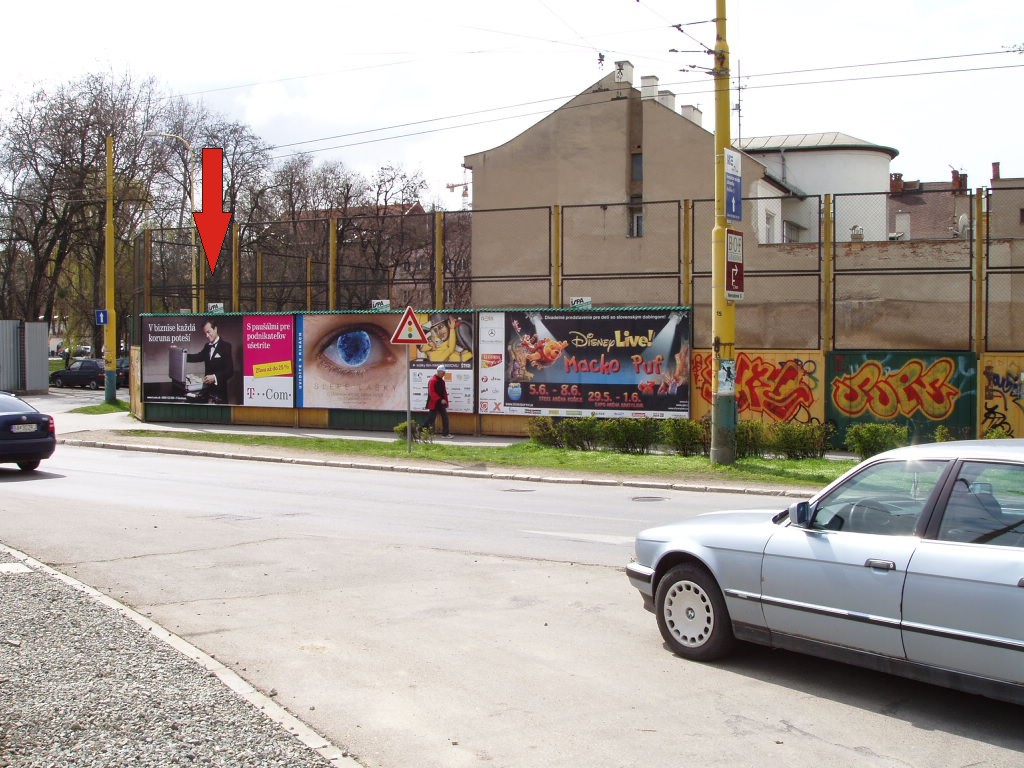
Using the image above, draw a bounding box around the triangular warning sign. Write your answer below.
[390,306,429,344]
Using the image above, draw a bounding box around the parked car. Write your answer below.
[116,357,130,388]
[627,439,1024,705]
[0,392,55,471]
[49,358,106,389]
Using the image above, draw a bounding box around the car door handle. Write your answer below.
[865,559,896,571]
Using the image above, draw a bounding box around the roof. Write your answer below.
[736,132,899,159]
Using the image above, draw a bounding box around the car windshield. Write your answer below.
[811,459,948,535]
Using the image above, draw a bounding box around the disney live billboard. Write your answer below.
[477,309,692,418]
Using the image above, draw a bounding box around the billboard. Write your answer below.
[478,309,691,418]
[141,315,244,405]
[405,311,475,414]
[141,314,295,407]
[240,315,296,408]
[296,311,474,412]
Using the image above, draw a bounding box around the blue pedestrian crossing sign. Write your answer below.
[94,309,109,326]
[725,148,742,223]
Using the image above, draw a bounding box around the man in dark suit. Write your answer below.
[186,319,233,403]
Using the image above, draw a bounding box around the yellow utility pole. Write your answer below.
[103,136,118,405]
[709,0,738,464]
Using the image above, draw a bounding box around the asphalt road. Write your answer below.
[2,400,1022,767]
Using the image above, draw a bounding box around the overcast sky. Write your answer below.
[2,0,1019,209]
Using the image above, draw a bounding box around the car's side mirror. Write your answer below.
[788,501,812,528]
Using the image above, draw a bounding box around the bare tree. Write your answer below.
[0,72,168,353]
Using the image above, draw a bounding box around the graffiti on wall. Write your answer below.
[981,356,1024,437]
[693,351,823,423]
[831,358,960,420]
[827,352,977,442]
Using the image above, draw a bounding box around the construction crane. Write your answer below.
[446,181,471,210]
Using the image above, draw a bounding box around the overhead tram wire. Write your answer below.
[265,57,1024,160]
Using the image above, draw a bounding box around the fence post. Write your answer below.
[974,188,986,357]
[823,194,834,353]
[974,188,986,438]
[434,211,444,309]
[683,200,693,307]
[329,217,338,311]
[143,229,152,314]
[231,223,240,312]
[256,250,263,312]
[552,205,562,308]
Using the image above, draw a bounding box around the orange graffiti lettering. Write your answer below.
[695,352,817,423]
[832,358,960,420]
[737,355,816,422]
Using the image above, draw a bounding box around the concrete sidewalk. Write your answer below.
[50,407,529,448]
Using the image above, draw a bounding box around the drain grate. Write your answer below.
[631,496,668,502]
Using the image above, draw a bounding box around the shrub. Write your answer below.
[776,421,836,459]
[698,414,713,456]
[932,424,955,442]
[736,420,770,459]
[844,423,909,461]
[983,425,1013,440]
[558,416,601,451]
[599,417,663,454]
[527,416,562,447]
[394,420,429,442]
[661,418,705,456]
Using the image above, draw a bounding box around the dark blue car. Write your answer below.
[0,392,55,472]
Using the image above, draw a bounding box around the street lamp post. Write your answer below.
[144,130,198,312]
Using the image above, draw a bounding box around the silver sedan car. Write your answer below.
[627,439,1024,705]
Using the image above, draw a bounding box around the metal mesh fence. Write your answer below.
[691,195,823,349]
[835,188,975,243]
[832,189,975,350]
[464,207,551,308]
[336,212,435,311]
[132,190,1021,353]
[561,200,681,306]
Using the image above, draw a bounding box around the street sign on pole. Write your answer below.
[390,306,429,452]
[390,306,428,345]
[726,229,744,301]
[94,309,109,326]
[725,148,742,223]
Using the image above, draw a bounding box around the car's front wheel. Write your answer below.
[17,461,40,472]
[655,563,736,661]
[53,377,64,388]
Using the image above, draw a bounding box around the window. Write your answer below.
[783,220,802,243]
[1019,208,1024,225]
[938,462,1024,548]
[765,212,776,244]
[631,153,643,182]
[629,210,644,238]
[811,459,947,536]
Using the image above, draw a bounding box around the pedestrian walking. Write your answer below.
[420,365,452,437]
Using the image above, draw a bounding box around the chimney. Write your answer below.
[679,105,703,127]
[641,75,658,100]
[656,90,676,111]
[613,60,634,85]
[889,172,904,194]
[992,161,1001,181]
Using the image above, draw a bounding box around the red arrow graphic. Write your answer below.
[192,147,232,273]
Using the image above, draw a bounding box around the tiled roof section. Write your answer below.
[737,132,899,159]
